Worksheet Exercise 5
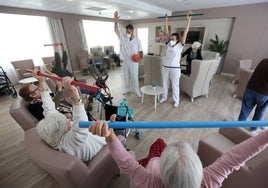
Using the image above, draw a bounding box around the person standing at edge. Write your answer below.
[114,11,143,98]
[159,11,192,108]
[238,58,268,133]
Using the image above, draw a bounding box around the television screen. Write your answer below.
[180,31,200,44]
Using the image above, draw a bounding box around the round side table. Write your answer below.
[19,77,38,84]
[140,85,164,110]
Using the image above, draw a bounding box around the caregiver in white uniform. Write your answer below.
[159,11,192,108]
[114,11,143,98]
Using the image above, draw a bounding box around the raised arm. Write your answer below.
[31,68,57,116]
[181,10,192,45]
[164,14,170,41]
[61,77,88,129]
[114,11,120,37]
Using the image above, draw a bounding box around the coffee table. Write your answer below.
[140,85,164,110]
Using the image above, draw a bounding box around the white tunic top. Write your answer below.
[163,42,184,68]
[119,33,142,62]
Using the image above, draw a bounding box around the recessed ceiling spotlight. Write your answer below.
[130,10,134,13]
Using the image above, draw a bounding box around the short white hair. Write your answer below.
[36,112,67,149]
[192,41,202,49]
[159,141,203,188]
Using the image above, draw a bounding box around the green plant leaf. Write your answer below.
[208,34,229,56]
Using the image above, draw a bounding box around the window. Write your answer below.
[82,20,120,54]
[137,28,148,55]
[0,13,52,82]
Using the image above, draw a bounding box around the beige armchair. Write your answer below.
[198,127,268,188]
[180,59,214,102]
[9,95,122,188]
[42,56,54,72]
[232,59,253,84]
[10,59,35,80]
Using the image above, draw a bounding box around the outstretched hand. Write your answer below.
[187,10,193,19]
[61,77,79,99]
[89,114,117,142]
[114,11,120,23]
[30,68,46,83]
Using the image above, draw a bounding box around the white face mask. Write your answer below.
[170,40,176,46]
[127,34,131,38]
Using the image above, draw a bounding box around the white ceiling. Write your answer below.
[0,0,267,20]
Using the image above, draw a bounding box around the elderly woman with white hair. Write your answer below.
[181,41,203,75]
[89,116,268,188]
[32,68,106,162]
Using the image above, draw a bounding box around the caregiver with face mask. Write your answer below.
[159,11,192,108]
[114,11,143,98]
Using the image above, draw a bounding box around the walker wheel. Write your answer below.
[135,131,143,139]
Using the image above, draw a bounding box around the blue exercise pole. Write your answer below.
[79,120,268,129]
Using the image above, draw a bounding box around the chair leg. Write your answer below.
[191,98,194,102]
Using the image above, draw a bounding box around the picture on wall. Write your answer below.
[155,26,170,43]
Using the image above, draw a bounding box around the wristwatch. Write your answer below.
[71,97,83,103]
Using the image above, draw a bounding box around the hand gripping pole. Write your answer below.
[36,71,99,95]
[79,120,268,129]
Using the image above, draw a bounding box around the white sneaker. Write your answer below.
[174,102,179,108]
[122,91,130,95]
[159,98,166,103]
[250,127,261,135]
[136,93,142,98]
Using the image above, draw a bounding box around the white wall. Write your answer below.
[133,18,234,55]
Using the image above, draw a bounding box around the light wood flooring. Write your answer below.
[0,66,261,188]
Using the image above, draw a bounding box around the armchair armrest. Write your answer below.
[219,127,252,144]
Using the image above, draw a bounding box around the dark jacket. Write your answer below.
[247,58,268,96]
[181,47,203,74]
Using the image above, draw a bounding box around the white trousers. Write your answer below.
[123,60,140,95]
[161,66,181,103]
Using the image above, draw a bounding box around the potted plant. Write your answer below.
[208,34,229,56]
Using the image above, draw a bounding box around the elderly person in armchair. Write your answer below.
[181,41,203,75]
[31,68,106,162]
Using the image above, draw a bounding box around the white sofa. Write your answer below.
[180,51,220,102]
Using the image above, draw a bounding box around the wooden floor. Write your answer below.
[0,66,260,188]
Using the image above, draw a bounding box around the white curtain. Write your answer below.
[78,20,88,50]
[46,18,72,72]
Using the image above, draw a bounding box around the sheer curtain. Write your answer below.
[78,20,88,50]
[0,13,52,83]
[46,17,72,72]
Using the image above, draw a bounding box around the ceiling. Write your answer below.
[1,0,267,20]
